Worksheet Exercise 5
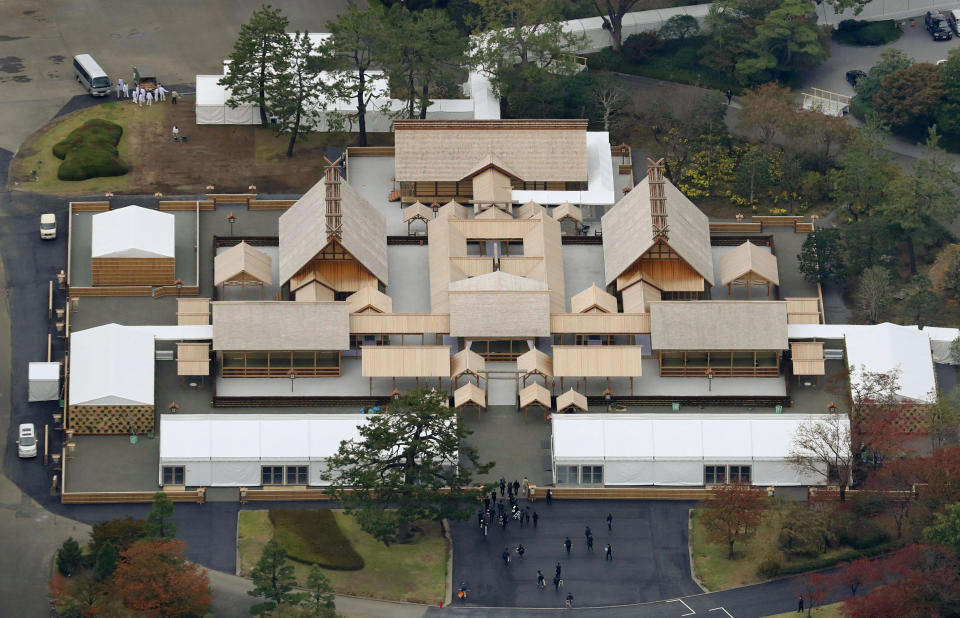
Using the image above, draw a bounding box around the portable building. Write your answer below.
[28,362,60,402]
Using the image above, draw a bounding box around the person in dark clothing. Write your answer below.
[508,484,514,499]
[490,490,497,505]
[606,513,613,531]
[587,535,594,552]
[498,501,505,516]
[555,562,562,578]
[533,511,539,528]
[565,592,574,608]
[797,598,804,612]
[502,514,509,531]
[513,480,520,495]
[553,575,561,591]
[537,570,546,590]
[546,489,553,504]
[502,547,511,566]
[525,508,531,526]
[725,89,733,105]
[500,478,506,496]
[516,543,525,560]
[564,536,572,555]
[484,496,490,511]
[584,526,592,541]
[477,511,484,527]
[604,544,613,561]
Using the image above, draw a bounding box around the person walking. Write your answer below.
[546,489,553,505]
[553,574,562,591]
[563,536,572,556]
[519,508,525,528]
[516,543,525,561]
[171,125,180,141]
[498,500,504,517]
[138,90,145,107]
[122,80,130,99]
[146,90,153,106]
[522,476,530,498]
[484,496,490,511]
[156,83,167,101]
[513,480,520,496]
[116,80,122,98]
[587,535,594,552]
[725,89,733,105]
[604,544,613,561]
[797,597,804,612]
[502,547,511,566]
[555,562,562,579]
[478,510,484,528]
[481,521,488,537]
[525,507,531,527]
[502,514,509,531]
[500,478,506,497]
[584,526,592,542]
[537,570,546,590]
[606,513,613,531]
[533,511,539,528]
[171,89,179,104]
[565,592,574,608]
[490,490,497,505]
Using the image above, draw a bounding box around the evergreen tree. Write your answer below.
[304,565,336,617]
[797,228,844,285]
[56,537,84,577]
[248,540,303,615]
[268,31,333,157]
[93,541,118,582]
[145,492,177,539]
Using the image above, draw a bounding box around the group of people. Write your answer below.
[115,78,177,107]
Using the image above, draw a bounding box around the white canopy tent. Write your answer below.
[159,414,368,487]
[552,414,833,487]
[69,324,155,406]
[28,362,60,402]
[91,206,175,259]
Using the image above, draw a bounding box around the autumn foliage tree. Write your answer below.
[839,556,879,597]
[700,482,766,558]
[795,571,831,617]
[789,404,853,500]
[112,539,213,617]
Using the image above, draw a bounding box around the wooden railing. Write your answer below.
[153,285,200,298]
[206,193,257,205]
[346,146,395,157]
[240,487,332,503]
[528,485,715,501]
[710,222,763,234]
[659,366,780,378]
[70,201,110,212]
[68,286,153,297]
[249,199,297,210]
[221,366,341,378]
[158,200,199,211]
[62,488,205,504]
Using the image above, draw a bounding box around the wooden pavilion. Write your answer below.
[90,206,176,286]
[450,348,486,387]
[570,283,617,314]
[454,382,486,420]
[345,288,392,314]
[401,201,433,235]
[214,241,272,299]
[518,348,553,386]
[791,342,826,378]
[519,382,552,422]
[552,201,583,235]
[360,345,450,394]
[719,241,779,298]
[552,345,644,395]
[556,388,588,414]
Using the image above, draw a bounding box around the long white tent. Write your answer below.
[159,414,368,487]
[91,206,175,259]
[69,323,155,407]
[552,414,836,487]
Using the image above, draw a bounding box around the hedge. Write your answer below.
[269,508,364,571]
[762,540,906,578]
[52,119,127,181]
[832,20,902,46]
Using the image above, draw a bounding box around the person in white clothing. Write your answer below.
[146,91,153,106]
[131,86,139,103]
[156,84,167,101]
[137,91,145,107]
[172,125,180,141]
[116,82,122,98]
[122,81,130,98]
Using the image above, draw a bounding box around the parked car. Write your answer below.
[926,11,953,41]
[845,70,867,88]
[947,9,960,35]
[17,423,37,458]
[40,213,56,240]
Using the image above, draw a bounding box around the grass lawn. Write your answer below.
[690,509,861,591]
[254,128,395,164]
[11,101,167,195]
[238,509,447,605]
[764,602,845,618]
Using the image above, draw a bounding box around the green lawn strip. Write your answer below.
[764,601,845,618]
[238,509,446,605]
[269,508,364,570]
[691,509,891,591]
[11,102,165,194]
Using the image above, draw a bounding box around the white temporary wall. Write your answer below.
[28,362,59,402]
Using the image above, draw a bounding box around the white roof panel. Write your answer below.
[68,323,154,406]
[210,417,260,461]
[160,416,212,461]
[701,418,752,460]
[552,416,604,460]
[603,418,653,459]
[308,415,367,457]
[652,418,703,460]
[845,323,936,403]
[261,417,310,460]
[91,206,175,258]
[29,362,60,381]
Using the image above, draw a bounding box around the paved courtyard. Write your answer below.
[450,499,702,608]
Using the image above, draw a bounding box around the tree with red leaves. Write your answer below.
[700,482,766,558]
[843,544,960,618]
[838,556,878,597]
[795,571,831,617]
[111,539,212,617]
[865,458,919,539]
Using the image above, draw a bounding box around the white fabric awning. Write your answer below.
[69,323,155,406]
[91,206,175,259]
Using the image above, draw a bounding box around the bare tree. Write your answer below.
[591,0,642,51]
[788,405,853,500]
[854,266,894,324]
[593,79,629,133]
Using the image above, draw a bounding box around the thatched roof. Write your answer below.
[649,301,788,351]
[516,200,545,220]
[454,382,486,409]
[279,172,388,286]
[214,242,272,286]
[394,119,589,183]
[345,288,392,314]
[570,283,617,314]
[402,201,434,224]
[791,341,825,376]
[719,241,780,286]
[518,348,553,378]
[211,301,350,351]
[460,154,523,181]
[448,272,551,337]
[552,201,583,224]
[601,175,713,286]
[361,345,450,377]
[450,348,486,379]
[552,346,644,377]
[556,388,588,413]
[519,382,551,409]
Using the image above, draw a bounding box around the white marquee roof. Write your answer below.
[68,323,155,406]
[160,414,368,462]
[552,414,840,463]
[91,206,175,259]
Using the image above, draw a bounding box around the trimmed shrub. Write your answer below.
[269,508,364,571]
[623,31,662,62]
[756,557,782,578]
[52,119,127,181]
[833,20,902,46]
[762,541,904,578]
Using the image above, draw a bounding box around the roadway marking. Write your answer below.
[666,598,696,616]
[709,608,734,617]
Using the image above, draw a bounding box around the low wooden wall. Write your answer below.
[68,286,154,297]
[240,487,332,503]
[153,285,200,298]
[206,193,257,205]
[62,489,205,504]
[158,201,199,211]
[249,199,297,210]
[71,201,110,212]
[710,222,763,234]
[346,146,395,157]
[528,485,715,501]
[91,257,175,286]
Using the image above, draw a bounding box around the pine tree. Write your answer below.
[145,492,177,539]
[93,540,118,582]
[56,537,84,577]
[219,5,289,126]
[248,540,303,615]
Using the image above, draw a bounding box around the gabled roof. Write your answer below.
[394,119,589,182]
[91,206,175,259]
[449,271,548,292]
[601,175,713,286]
[720,241,779,286]
[519,382,551,409]
[460,154,523,182]
[518,348,553,378]
[556,388,588,413]
[454,382,486,409]
[475,206,515,220]
[402,201,434,224]
[437,200,469,219]
[279,173,388,285]
[69,324,155,406]
[214,242,272,286]
[552,201,583,224]
[516,201,545,219]
[211,301,349,351]
[450,348,486,380]
[345,288,392,313]
[650,301,788,351]
[570,283,617,314]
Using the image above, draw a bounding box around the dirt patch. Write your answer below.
[47,55,65,64]
[0,36,27,42]
[0,56,25,73]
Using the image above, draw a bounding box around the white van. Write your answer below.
[73,54,110,96]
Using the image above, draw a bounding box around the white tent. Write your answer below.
[28,362,59,402]
[69,324,155,406]
[552,414,833,487]
[195,74,258,125]
[91,206,175,259]
[159,414,367,487]
[845,323,937,403]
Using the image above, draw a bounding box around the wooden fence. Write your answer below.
[153,285,200,298]
[68,286,153,297]
[70,201,110,212]
[528,485,715,501]
[240,487,332,503]
[62,489,206,504]
[249,199,297,210]
[710,222,764,234]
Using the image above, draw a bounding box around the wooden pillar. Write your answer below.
[630,376,634,396]
[369,377,373,396]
